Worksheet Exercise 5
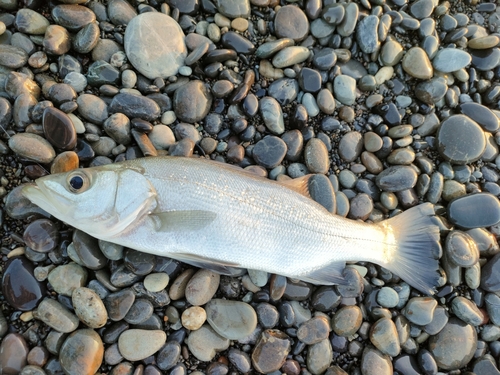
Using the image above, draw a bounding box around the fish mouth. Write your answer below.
[21,180,72,219]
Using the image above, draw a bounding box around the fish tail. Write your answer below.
[379,203,442,295]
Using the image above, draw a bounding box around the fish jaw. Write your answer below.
[21,180,73,221]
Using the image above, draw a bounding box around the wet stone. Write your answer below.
[356,15,380,54]
[23,219,59,253]
[333,75,356,105]
[307,338,332,374]
[375,166,418,192]
[252,136,287,169]
[0,333,30,375]
[173,80,212,123]
[274,5,309,42]
[470,48,500,71]
[51,4,96,32]
[369,317,400,357]
[109,93,160,122]
[481,254,500,293]
[460,102,499,132]
[297,315,330,345]
[215,0,250,18]
[205,299,257,340]
[124,298,153,324]
[73,230,107,270]
[259,96,285,134]
[402,297,437,326]
[43,25,71,55]
[304,138,329,174]
[445,230,479,267]
[252,330,291,374]
[186,325,230,361]
[338,131,363,162]
[2,257,46,311]
[451,296,484,326]
[402,47,433,80]
[0,44,28,69]
[8,133,56,163]
[428,317,477,371]
[361,347,392,375]
[298,68,321,93]
[124,12,186,79]
[105,289,135,321]
[42,107,77,150]
[448,193,500,229]
[35,298,80,333]
[268,78,299,106]
[433,48,472,73]
[14,8,50,34]
[332,305,362,337]
[185,269,220,306]
[118,329,166,361]
[87,60,120,86]
[48,263,88,297]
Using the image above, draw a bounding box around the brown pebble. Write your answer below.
[43,107,77,150]
[169,268,196,300]
[27,346,49,367]
[0,333,30,374]
[50,151,79,174]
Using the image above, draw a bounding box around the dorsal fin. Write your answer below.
[278,175,314,198]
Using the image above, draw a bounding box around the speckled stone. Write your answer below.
[252,330,291,373]
[59,329,104,375]
[205,299,257,340]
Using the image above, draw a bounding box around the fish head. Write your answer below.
[21,164,157,238]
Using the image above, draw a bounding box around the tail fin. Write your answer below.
[380,203,442,295]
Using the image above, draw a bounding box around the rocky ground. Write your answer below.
[1,0,500,374]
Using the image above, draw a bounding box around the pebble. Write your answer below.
[375,166,418,192]
[182,306,206,330]
[332,305,363,337]
[186,325,230,361]
[445,230,479,267]
[370,317,400,357]
[433,48,472,73]
[118,329,166,361]
[297,315,330,344]
[333,75,356,105]
[251,329,291,373]
[157,341,181,371]
[304,138,329,174]
[2,257,46,311]
[436,115,486,164]
[481,253,500,292]
[402,47,433,79]
[48,262,88,296]
[72,287,108,329]
[451,296,484,326]
[173,80,212,123]
[259,96,285,134]
[105,289,135,321]
[143,272,170,292]
[8,133,56,163]
[0,333,30,374]
[59,329,104,375]
[34,298,80,333]
[274,5,309,42]
[205,299,257,340]
[448,193,500,229]
[272,46,310,68]
[307,339,332,374]
[252,136,287,169]
[402,297,437,326]
[428,318,477,370]
[361,347,392,375]
[109,93,160,122]
[376,287,399,308]
[124,12,186,79]
[185,269,220,306]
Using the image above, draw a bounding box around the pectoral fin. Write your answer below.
[173,252,242,275]
[151,210,217,232]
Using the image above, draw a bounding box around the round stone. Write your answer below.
[402,297,437,326]
[185,269,220,306]
[375,166,418,192]
[333,75,356,105]
[252,330,291,373]
[173,80,212,123]
[59,329,104,375]
[43,107,77,150]
[252,136,287,169]
[274,5,309,42]
[8,133,56,163]
[118,329,166,361]
[437,114,486,164]
[332,305,363,336]
[181,306,207,330]
[144,273,170,293]
[23,219,59,253]
[361,347,392,375]
[448,193,500,229]
[445,231,479,267]
[205,299,257,340]
[186,325,230,362]
[124,12,187,79]
[304,138,329,174]
[48,263,88,297]
[297,316,330,345]
[428,318,477,370]
[402,47,433,79]
[72,287,108,328]
[0,334,30,374]
[432,48,472,73]
[338,131,363,162]
[2,257,46,311]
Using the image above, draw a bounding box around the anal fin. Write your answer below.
[297,261,349,285]
[173,252,242,275]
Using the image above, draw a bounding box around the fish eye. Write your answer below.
[66,171,90,193]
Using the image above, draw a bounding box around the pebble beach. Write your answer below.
[1,0,500,374]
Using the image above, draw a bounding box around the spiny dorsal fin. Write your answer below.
[277,174,314,198]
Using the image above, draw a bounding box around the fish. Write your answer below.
[21,156,442,294]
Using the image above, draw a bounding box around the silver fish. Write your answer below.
[21,156,441,294]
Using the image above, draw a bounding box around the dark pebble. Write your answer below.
[448,193,500,229]
[42,107,77,150]
[252,136,287,169]
[109,93,161,122]
[23,218,59,253]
